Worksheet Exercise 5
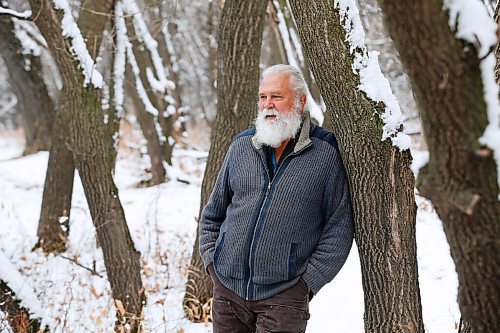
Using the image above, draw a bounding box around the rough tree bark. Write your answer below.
[35,96,76,253]
[183,0,268,322]
[30,0,144,329]
[35,0,115,253]
[0,16,54,154]
[379,0,500,331]
[288,1,424,332]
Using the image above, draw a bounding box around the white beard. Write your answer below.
[254,104,302,148]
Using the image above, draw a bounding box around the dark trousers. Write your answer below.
[209,266,310,333]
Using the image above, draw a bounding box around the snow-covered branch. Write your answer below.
[334,0,410,150]
[114,2,127,115]
[12,19,47,57]
[51,0,103,88]
[0,6,31,19]
[122,0,171,93]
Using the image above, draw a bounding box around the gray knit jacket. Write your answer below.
[199,114,354,301]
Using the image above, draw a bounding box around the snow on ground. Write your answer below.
[0,132,459,332]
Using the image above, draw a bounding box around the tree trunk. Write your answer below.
[124,13,170,179]
[125,65,166,185]
[0,17,54,154]
[183,0,268,322]
[458,317,473,333]
[30,1,144,329]
[36,99,75,253]
[288,1,424,332]
[379,0,500,331]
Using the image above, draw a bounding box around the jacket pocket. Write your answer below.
[213,232,225,266]
[213,232,246,279]
[252,242,298,284]
[288,242,298,280]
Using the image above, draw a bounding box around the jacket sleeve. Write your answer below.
[198,144,234,273]
[302,151,354,295]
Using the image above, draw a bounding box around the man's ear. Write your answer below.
[300,94,307,109]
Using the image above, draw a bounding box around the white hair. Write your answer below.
[261,64,308,97]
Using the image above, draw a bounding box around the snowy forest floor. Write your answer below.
[0,128,460,333]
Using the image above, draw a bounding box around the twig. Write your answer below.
[60,255,103,278]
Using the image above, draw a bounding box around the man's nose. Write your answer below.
[262,97,274,109]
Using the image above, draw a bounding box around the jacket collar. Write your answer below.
[251,109,312,152]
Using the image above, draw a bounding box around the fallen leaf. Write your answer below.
[115,299,126,316]
[90,287,101,299]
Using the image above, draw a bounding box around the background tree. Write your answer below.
[121,2,168,184]
[288,0,424,332]
[29,0,144,329]
[183,0,268,322]
[378,0,500,331]
[0,17,54,155]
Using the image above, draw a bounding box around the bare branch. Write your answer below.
[0,6,31,20]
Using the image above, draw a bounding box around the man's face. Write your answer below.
[258,73,298,120]
[254,72,306,148]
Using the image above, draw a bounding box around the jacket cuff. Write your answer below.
[201,249,214,274]
[302,265,327,295]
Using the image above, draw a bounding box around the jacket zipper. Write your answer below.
[245,143,311,300]
[246,182,271,300]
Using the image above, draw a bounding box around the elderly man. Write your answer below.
[199,64,354,332]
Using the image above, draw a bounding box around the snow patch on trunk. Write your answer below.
[335,0,410,150]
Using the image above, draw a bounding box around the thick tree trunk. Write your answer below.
[379,0,500,331]
[183,0,268,322]
[36,0,116,253]
[30,1,144,329]
[0,17,54,154]
[35,0,115,254]
[288,1,424,332]
[0,280,47,333]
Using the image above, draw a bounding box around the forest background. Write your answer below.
[0,0,498,332]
